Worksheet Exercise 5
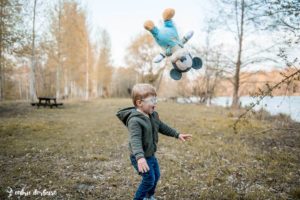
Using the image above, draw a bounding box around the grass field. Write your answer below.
[0,99,299,200]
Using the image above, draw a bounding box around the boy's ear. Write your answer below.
[136,99,142,107]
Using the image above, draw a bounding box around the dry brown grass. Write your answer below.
[0,99,299,199]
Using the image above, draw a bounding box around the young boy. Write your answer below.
[116,83,192,200]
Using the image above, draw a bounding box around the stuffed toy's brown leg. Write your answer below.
[144,20,155,31]
[163,8,175,21]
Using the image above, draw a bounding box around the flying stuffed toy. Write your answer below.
[144,8,203,80]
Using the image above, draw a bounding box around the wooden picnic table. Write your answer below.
[31,97,63,108]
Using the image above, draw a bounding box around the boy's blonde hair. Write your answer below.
[131,83,157,107]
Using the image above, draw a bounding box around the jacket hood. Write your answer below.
[116,106,145,126]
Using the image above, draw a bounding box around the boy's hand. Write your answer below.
[178,133,192,141]
[137,158,150,173]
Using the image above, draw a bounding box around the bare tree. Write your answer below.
[56,0,62,100]
[263,0,300,33]
[191,19,227,104]
[96,29,113,98]
[125,33,165,89]
[0,0,23,100]
[215,0,280,108]
[111,67,136,97]
[48,0,92,99]
[231,0,300,133]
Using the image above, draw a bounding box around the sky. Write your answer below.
[83,0,212,67]
[78,0,297,71]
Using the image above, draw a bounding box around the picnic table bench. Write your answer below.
[31,97,63,108]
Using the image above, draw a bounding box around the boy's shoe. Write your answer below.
[143,195,156,200]
[150,196,157,200]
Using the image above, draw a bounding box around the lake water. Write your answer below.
[177,96,300,123]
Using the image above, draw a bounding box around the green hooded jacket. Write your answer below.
[116,107,180,160]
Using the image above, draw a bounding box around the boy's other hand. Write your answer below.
[178,133,192,142]
[137,158,150,173]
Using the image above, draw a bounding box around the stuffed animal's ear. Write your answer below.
[170,68,182,80]
[163,8,175,21]
[192,57,203,70]
[144,20,155,31]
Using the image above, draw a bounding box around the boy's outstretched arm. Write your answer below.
[178,133,192,141]
[158,120,192,141]
[158,119,180,138]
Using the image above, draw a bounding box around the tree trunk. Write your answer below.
[0,3,3,101]
[56,0,62,100]
[92,60,98,97]
[155,66,165,93]
[0,39,2,101]
[30,0,38,102]
[231,0,245,108]
[85,39,89,100]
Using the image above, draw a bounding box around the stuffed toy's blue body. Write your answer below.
[149,20,182,56]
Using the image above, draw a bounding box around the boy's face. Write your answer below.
[136,95,158,114]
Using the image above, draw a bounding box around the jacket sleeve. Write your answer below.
[159,120,180,138]
[153,112,180,139]
[128,118,144,160]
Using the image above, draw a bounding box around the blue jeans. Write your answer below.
[130,154,160,200]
